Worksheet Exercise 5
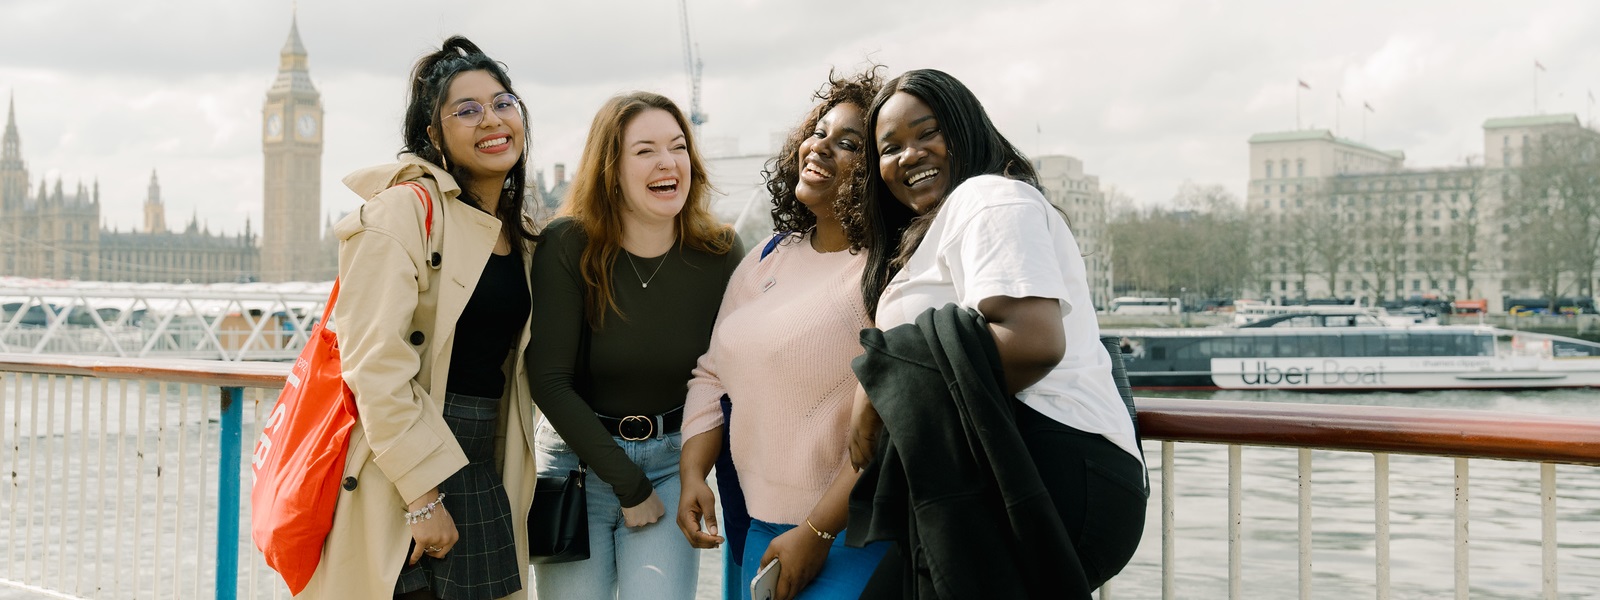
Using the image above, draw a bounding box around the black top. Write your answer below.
[447,250,530,398]
[526,217,743,506]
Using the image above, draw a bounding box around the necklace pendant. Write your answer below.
[642,282,648,288]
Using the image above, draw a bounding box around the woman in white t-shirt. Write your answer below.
[847,68,1147,593]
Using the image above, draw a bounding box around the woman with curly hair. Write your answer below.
[676,68,888,600]
[526,91,741,600]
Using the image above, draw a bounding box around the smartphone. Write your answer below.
[750,558,781,600]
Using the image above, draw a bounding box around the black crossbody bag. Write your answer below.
[528,318,592,564]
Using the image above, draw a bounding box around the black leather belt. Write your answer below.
[597,406,683,441]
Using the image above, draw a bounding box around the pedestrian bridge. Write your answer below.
[0,279,331,362]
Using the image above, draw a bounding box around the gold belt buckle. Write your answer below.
[619,415,655,441]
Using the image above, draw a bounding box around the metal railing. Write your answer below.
[1,353,1598,598]
[1133,397,1600,600]
[0,286,329,361]
[0,354,287,599]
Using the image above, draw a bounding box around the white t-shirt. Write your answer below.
[877,175,1143,465]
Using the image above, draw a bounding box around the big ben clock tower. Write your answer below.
[262,12,323,282]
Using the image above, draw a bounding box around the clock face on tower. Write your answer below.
[266,113,282,137]
[297,114,318,138]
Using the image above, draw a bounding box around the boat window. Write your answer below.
[1552,340,1600,358]
[1469,335,1494,356]
[1205,339,1224,358]
[1343,334,1364,356]
[1374,333,1409,357]
[1315,334,1343,357]
[1415,333,1456,356]
[1275,335,1308,358]
[1150,345,1166,360]
[1322,315,1359,327]
[1251,336,1284,358]
[1215,337,1250,358]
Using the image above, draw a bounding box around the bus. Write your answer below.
[1109,297,1183,315]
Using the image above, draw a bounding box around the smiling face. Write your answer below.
[431,70,524,183]
[618,108,691,224]
[794,102,866,216]
[875,92,950,215]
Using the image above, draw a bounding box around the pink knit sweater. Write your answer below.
[683,232,869,525]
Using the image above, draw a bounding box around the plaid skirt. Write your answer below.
[395,392,521,600]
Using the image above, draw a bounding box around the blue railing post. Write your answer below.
[217,386,243,599]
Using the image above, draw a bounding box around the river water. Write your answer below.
[2,384,1597,599]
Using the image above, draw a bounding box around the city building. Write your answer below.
[261,13,330,282]
[1035,155,1114,310]
[1247,114,1597,312]
[535,163,571,211]
[0,97,258,283]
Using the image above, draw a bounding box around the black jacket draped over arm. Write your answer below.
[846,304,1093,599]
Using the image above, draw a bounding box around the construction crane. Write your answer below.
[677,0,707,138]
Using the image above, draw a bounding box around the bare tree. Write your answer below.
[1443,164,1487,299]
[1276,199,1319,301]
[1108,182,1255,301]
[1302,186,1357,298]
[1502,129,1600,309]
[1359,185,1413,303]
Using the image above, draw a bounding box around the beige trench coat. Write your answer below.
[298,155,537,599]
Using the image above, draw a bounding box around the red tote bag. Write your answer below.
[250,181,432,593]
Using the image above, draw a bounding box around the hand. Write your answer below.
[847,384,883,472]
[760,525,832,600]
[676,478,724,548]
[406,488,457,565]
[622,489,667,528]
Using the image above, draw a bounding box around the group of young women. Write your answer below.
[299,35,1147,600]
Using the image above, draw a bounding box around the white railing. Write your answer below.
[0,286,329,361]
[2,355,1598,599]
[1130,397,1600,600]
[0,355,289,599]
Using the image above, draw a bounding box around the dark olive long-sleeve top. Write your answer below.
[527,217,743,507]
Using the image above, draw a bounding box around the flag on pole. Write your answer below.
[1037,123,1042,134]
[1364,102,1375,113]
[1298,79,1311,90]
[1336,91,1344,102]
[1589,89,1595,103]
[1535,60,1546,72]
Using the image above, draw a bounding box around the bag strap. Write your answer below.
[319,280,341,325]
[325,181,437,315]
[396,181,435,238]
[759,231,788,261]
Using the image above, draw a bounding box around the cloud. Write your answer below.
[0,0,1596,236]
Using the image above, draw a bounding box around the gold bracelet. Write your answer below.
[805,519,836,541]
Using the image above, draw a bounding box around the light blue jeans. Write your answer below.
[741,519,890,600]
[532,417,699,600]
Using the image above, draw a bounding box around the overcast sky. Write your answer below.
[1,0,1597,235]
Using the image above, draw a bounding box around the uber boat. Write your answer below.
[1105,313,1600,391]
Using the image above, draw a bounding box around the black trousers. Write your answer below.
[863,400,1148,598]
[1013,400,1148,589]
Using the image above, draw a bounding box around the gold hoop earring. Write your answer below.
[440,153,449,171]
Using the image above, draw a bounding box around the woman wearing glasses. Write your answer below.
[301,36,540,600]
[526,92,741,599]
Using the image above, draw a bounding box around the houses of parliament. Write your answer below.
[0,15,333,283]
